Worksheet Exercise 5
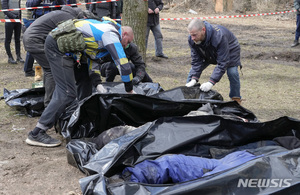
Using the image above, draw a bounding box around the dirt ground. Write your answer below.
[0,9,300,195]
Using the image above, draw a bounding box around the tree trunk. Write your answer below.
[214,0,234,12]
[215,0,224,13]
[122,0,148,61]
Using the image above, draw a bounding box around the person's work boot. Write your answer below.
[17,55,25,63]
[26,130,61,147]
[8,57,17,64]
[291,40,299,47]
[231,97,242,105]
[34,65,43,82]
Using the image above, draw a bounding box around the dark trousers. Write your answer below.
[37,35,92,130]
[74,61,93,101]
[32,50,92,107]
[24,52,35,73]
[37,35,77,130]
[4,22,22,58]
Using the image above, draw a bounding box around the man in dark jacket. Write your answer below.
[292,0,300,47]
[185,19,242,103]
[146,0,168,59]
[88,0,116,19]
[100,42,152,84]
[23,6,86,107]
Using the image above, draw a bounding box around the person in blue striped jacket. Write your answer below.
[25,17,134,147]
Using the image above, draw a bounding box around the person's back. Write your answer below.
[24,0,67,88]
[23,5,83,107]
[74,19,122,59]
[23,6,83,54]
[188,22,240,68]
[88,0,116,19]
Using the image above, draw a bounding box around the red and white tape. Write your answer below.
[0,9,297,23]
[0,0,119,12]
[0,19,21,23]
[160,10,296,21]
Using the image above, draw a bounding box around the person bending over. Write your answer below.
[185,19,242,104]
[25,18,134,147]
[100,42,152,85]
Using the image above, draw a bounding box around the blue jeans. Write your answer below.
[37,35,77,130]
[227,66,241,98]
[186,66,241,98]
[24,52,34,73]
[295,14,300,41]
[146,24,164,56]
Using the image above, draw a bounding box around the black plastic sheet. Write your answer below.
[150,84,224,101]
[2,87,45,117]
[1,82,164,118]
[61,84,267,195]
[61,86,255,140]
[70,116,300,195]
[4,84,300,194]
[101,82,164,96]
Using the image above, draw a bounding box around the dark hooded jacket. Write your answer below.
[88,0,116,19]
[124,43,147,80]
[23,6,82,54]
[295,0,300,14]
[100,42,148,81]
[147,0,163,27]
[188,21,241,84]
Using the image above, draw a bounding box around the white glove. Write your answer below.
[200,82,214,92]
[96,84,107,93]
[185,79,197,87]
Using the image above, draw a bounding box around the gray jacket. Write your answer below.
[1,0,21,19]
[23,6,82,54]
